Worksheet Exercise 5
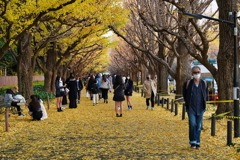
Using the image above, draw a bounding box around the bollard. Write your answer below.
[175,103,178,116]
[171,100,174,112]
[161,97,164,108]
[227,121,233,146]
[182,104,186,120]
[157,94,160,106]
[167,98,169,110]
[5,108,9,132]
[211,114,216,136]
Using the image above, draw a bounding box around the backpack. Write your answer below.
[186,79,207,89]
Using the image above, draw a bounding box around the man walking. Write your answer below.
[183,66,208,149]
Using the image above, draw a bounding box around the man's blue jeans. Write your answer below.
[187,112,204,146]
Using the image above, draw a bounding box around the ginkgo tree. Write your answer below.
[0,0,128,98]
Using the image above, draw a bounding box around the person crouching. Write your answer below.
[28,95,43,120]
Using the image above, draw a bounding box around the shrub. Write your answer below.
[0,84,55,101]
[33,85,55,100]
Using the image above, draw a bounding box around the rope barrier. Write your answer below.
[175,100,234,105]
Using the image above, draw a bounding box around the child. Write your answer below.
[91,80,99,106]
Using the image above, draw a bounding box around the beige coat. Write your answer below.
[143,79,157,98]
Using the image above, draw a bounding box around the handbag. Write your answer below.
[65,88,70,94]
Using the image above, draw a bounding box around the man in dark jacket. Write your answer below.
[183,66,208,149]
[76,76,83,104]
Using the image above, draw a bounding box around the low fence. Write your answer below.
[0,76,44,87]
[135,88,238,147]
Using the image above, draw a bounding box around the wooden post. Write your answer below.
[5,108,9,132]
[161,98,164,108]
[47,93,50,110]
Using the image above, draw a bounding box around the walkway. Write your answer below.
[0,91,239,159]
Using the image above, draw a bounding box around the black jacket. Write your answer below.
[77,80,83,91]
[182,79,208,111]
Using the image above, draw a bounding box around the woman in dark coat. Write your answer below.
[62,77,68,108]
[86,75,95,100]
[113,75,125,117]
[28,95,42,120]
[124,75,134,110]
[67,75,78,108]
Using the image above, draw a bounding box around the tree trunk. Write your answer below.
[157,36,168,94]
[17,32,34,99]
[175,3,192,98]
[51,70,58,93]
[42,42,57,93]
[216,0,235,114]
[157,64,168,94]
[44,71,53,93]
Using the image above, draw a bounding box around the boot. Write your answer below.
[57,108,63,112]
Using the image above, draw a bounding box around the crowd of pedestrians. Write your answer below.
[83,73,138,117]
[53,72,161,117]
[3,65,207,150]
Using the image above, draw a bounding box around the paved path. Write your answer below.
[0,91,239,159]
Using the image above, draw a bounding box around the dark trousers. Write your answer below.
[32,111,43,120]
[146,91,155,107]
[101,88,109,100]
[11,102,22,115]
[77,90,81,101]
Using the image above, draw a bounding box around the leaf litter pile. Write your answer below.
[0,91,239,159]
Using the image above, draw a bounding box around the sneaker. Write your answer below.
[93,103,95,106]
[116,114,119,117]
[151,107,154,110]
[146,106,149,110]
[119,114,122,117]
[191,144,196,149]
[18,114,25,117]
[196,145,200,149]
[130,106,132,110]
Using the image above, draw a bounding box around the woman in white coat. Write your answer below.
[143,75,157,110]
